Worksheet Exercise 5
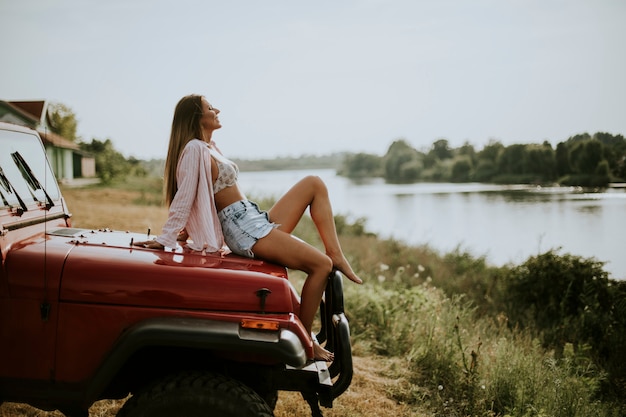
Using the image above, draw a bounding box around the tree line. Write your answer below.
[340,133,626,187]
[49,103,625,187]
[48,103,146,184]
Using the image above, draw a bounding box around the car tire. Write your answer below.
[117,371,274,417]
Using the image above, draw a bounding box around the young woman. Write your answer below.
[135,94,362,360]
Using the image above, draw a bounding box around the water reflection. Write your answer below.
[577,204,602,214]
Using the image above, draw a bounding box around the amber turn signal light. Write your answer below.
[240,319,280,331]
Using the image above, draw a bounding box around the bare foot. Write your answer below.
[330,254,363,284]
[313,342,334,362]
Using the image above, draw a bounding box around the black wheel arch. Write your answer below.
[82,316,307,407]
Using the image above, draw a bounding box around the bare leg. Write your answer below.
[252,228,335,361]
[268,176,363,284]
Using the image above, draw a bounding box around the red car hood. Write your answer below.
[48,228,298,314]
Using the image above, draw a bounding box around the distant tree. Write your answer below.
[430,138,453,160]
[340,153,382,178]
[477,139,504,164]
[593,132,624,148]
[616,156,626,181]
[472,140,504,182]
[562,139,611,186]
[127,156,148,178]
[593,132,626,180]
[555,142,571,177]
[47,102,78,141]
[422,151,437,170]
[383,139,422,183]
[80,138,133,184]
[595,159,611,183]
[497,144,527,176]
[457,141,476,162]
[566,132,592,144]
[578,140,604,174]
[421,139,454,176]
[450,156,472,182]
[427,158,453,181]
[472,159,497,182]
[398,159,423,181]
[336,132,624,186]
[525,143,556,182]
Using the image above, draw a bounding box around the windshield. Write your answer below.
[0,128,60,210]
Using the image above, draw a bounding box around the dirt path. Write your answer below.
[275,356,417,417]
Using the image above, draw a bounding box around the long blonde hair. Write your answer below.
[164,94,205,206]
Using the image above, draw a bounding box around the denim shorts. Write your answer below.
[218,200,278,258]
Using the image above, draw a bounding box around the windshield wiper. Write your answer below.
[0,164,28,216]
[11,151,55,210]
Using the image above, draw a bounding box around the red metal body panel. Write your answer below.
[0,298,59,380]
[57,230,295,313]
[1,223,71,380]
[0,124,353,413]
[1,227,304,382]
[54,304,310,382]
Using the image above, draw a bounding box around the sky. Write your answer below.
[1,0,625,160]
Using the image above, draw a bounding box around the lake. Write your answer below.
[239,169,626,280]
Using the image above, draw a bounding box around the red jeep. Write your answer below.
[0,122,353,417]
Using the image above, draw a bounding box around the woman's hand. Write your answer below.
[133,240,165,250]
[177,229,189,242]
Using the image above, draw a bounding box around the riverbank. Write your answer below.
[238,169,626,280]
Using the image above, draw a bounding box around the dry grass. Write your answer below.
[61,187,169,232]
[274,356,417,417]
[0,357,415,417]
[0,185,414,416]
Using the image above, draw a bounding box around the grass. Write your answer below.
[1,357,415,417]
[2,178,624,416]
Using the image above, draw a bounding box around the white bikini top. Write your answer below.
[209,147,239,194]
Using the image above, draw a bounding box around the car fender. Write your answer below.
[83,316,308,404]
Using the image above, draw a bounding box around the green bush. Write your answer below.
[503,251,611,356]
[337,235,626,415]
